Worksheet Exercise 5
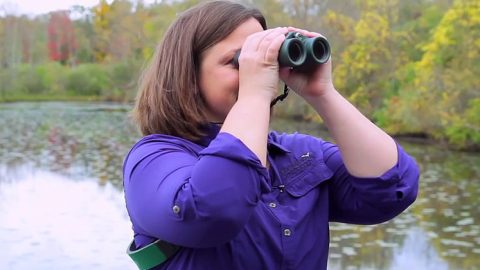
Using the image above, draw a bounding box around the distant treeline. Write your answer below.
[0,0,478,149]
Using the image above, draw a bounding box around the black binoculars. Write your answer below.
[232,32,330,72]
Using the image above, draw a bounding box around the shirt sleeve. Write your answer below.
[325,140,420,224]
[123,133,269,248]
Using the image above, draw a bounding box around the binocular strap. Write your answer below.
[270,84,290,107]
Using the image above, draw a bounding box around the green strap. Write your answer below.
[127,240,180,270]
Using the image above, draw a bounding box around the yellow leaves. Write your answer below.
[416,0,480,80]
[94,0,111,29]
[405,0,480,147]
[474,38,480,50]
[355,13,389,42]
[417,0,479,74]
[323,11,355,36]
[356,0,399,24]
[92,0,112,62]
[333,9,393,115]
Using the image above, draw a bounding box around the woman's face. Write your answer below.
[198,18,264,123]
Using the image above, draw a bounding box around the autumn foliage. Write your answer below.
[0,0,479,149]
[47,11,76,64]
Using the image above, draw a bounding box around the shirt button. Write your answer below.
[283,229,292,237]
[172,205,181,214]
[269,202,277,208]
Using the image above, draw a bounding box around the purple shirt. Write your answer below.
[123,124,419,269]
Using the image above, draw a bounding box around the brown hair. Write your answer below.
[133,0,267,140]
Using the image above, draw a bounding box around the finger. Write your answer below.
[240,28,287,66]
[241,27,280,52]
[240,28,274,56]
[287,27,314,36]
[264,33,286,64]
[279,66,292,82]
[257,27,288,60]
[252,27,287,52]
[240,31,264,53]
[287,26,327,40]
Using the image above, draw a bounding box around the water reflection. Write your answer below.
[328,227,450,270]
[411,148,480,270]
[390,227,449,270]
[0,164,135,269]
[272,115,480,269]
[0,102,138,188]
[325,142,480,270]
[0,102,479,270]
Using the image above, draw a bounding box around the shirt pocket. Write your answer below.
[282,152,333,197]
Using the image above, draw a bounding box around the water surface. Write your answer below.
[0,102,478,269]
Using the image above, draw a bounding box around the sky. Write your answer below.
[0,0,153,16]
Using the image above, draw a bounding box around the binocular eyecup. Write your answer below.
[232,32,330,72]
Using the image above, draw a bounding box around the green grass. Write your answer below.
[0,93,113,103]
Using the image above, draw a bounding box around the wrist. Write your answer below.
[237,86,276,104]
[304,83,337,104]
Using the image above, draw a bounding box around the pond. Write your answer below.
[0,102,479,270]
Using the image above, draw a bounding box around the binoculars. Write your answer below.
[233,32,330,72]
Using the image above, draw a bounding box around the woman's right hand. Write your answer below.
[236,27,289,102]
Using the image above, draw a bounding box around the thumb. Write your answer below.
[279,67,307,91]
[279,67,292,84]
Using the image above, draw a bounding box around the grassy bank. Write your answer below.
[0,94,105,103]
[1,60,478,151]
[0,62,141,104]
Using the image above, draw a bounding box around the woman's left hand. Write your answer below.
[279,27,334,101]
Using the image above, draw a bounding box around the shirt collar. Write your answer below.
[267,137,291,154]
[195,123,222,147]
[195,122,290,155]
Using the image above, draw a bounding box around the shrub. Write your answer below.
[66,64,111,96]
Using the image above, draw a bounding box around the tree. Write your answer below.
[47,10,77,65]
[381,0,480,148]
[92,0,151,62]
[414,0,479,145]
[333,0,399,117]
[71,5,96,63]
[92,0,111,62]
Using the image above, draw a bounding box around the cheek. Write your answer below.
[210,68,239,97]
[213,67,237,85]
[199,65,239,108]
[224,70,239,94]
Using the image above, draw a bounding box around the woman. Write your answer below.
[123,1,419,269]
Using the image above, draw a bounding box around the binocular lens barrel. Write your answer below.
[305,36,330,64]
[278,38,306,67]
[232,32,330,72]
[288,42,303,61]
